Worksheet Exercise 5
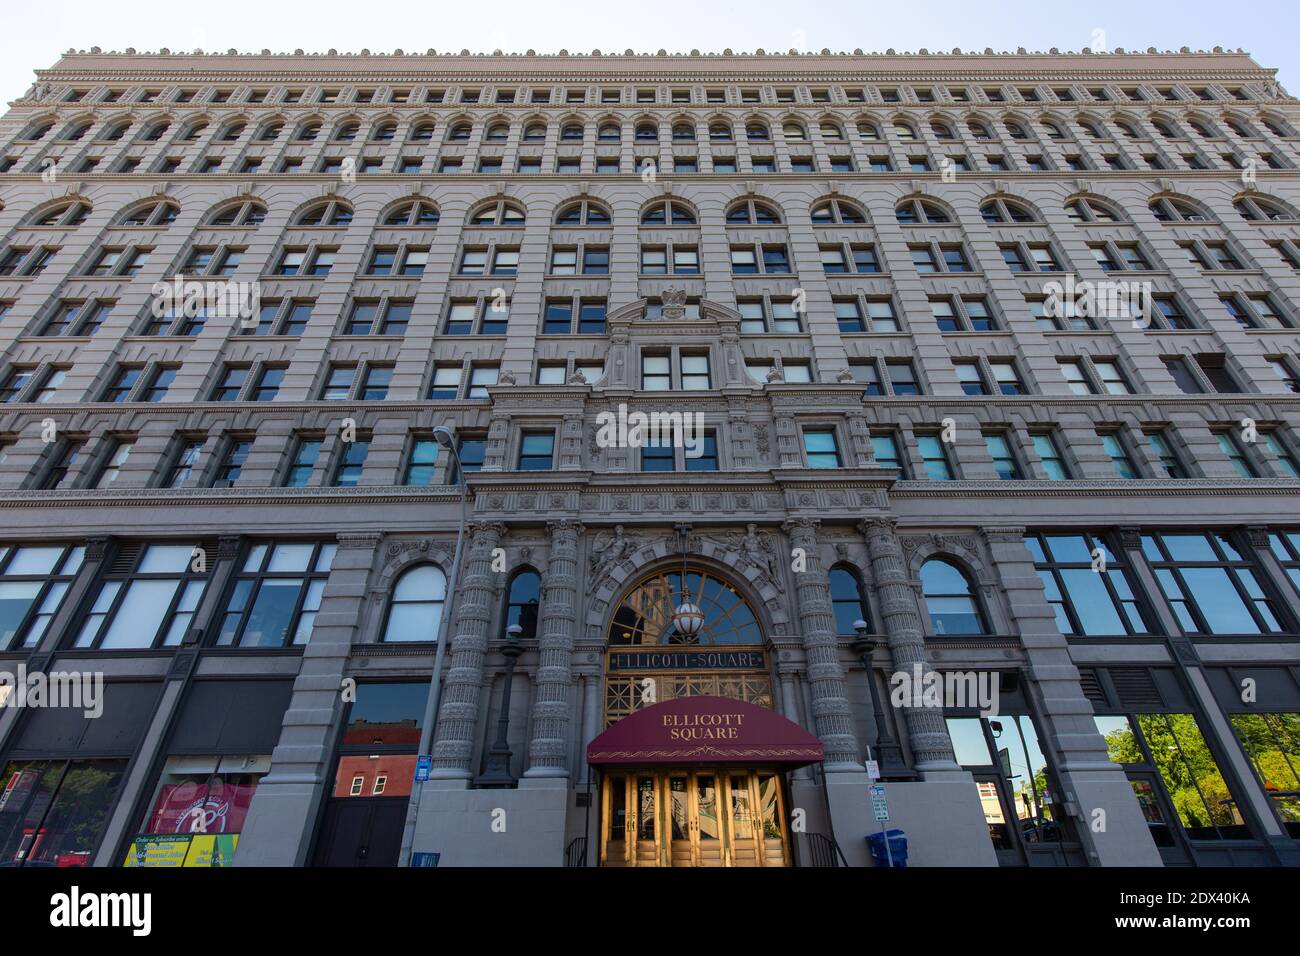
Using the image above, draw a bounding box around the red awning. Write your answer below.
[586,696,824,767]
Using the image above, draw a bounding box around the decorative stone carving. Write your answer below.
[661,286,688,319]
[588,524,635,586]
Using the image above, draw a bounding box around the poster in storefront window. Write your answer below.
[122,776,257,867]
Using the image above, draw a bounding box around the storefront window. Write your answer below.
[1229,712,1300,836]
[1141,532,1286,635]
[1026,533,1152,636]
[124,756,268,867]
[0,759,127,866]
[1094,712,1249,840]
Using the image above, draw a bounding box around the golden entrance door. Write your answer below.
[599,769,790,867]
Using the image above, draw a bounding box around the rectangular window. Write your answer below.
[74,543,210,649]
[1027,534,1152,637]
[332,440,370,486]
[1098,430,1141,479]
[1032,432,1071,480]
[404,438,439,486]
[212,438,252,487]
[1142,531,1284,634]
[216,541,335,647]
[284,438,322,487]
[984,431,1023,479]
[0,543,85,651]
[802,429,841,468]
[1146,430,1187,478]
[917,434,954,479]
[518,432,555,470]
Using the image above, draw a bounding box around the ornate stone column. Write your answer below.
[782,518,860,770]
[430,521,506,777]
[860,518,960,771]
[525,519,582,777]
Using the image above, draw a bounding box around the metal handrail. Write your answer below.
[564,836,588,868]
[804,832,851,867]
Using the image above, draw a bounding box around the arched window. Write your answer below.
[522,122,546,141]
[782,120,808,141]
[1234,195,1296,222]
[560,122,584,141]
[100,120,132,142]
[484,122,509,142]
[384,200,440,227]
[930,120,956,140]
[469,199,526,226]
[921,558,986,636]
[967,119,992,140]
[829,566,871,635]
[597,122,620,142]
[333,120,360,142]
[294,120,321,141]
[1224,116,1254,138]
[641,199,696,225]
[409,120,436,142]
[746,121,771,141]
[671,121,695,141]
[1149,196,1209,222]
[1065,196,1122,223]
[371,121,397,142]
[1004,119,1029,140]
[980,197,1039,224]
[21,117,55,140]
[1041,119,1066,140]
[1114,118,1140,138]
[709,121,733,142]
[206,200,263,227]
[505,569,541,639]
[295,199,353,226]
[256,120,283,141]
[555,199,611,225]
[446,121,472,142]
[725,198,781,224]
[382,564,447,642]
[895,198,951,224]
[635,121,658,142]
[810,198,867,225]
[1187,117,1216,138]
[62,119,93,141]
[1151,118,1179,138]
[856,119,880,140]
[819,120,845,140]
[1260,114,1295,137]
[121,200,181,227]
[216,120,245,142]
[28,201,91,227]
[891,120,916,141]
[607,567,761,645]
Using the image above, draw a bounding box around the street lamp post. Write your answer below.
[852,620,916,780]
[475,624,525,788]
[398,425,470,865]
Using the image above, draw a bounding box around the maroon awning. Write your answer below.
[586,696,824,767]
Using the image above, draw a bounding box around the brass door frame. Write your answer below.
[598,768,790,867]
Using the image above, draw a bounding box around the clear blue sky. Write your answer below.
[1,0,1297,104]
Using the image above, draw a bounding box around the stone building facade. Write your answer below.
[0,47,1298,868]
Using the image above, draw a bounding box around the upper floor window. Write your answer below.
[1142,532,1286,636]
[1027,533,1151,636]
[468,200,525,226]
[641,200,696,225]
[0,544,85,651]
[895,198,951,224]
[383,200,440,227]
[725,199,781,225]
[921,558,986,636]
[73,543,210,649]
[810,199,866,224]
[381,564,447,642]
[295,200,353,227]
[829,566,871,635]
[216,542,336,647]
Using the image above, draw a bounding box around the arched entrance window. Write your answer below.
[381,564,446,642]
[604,567,770,725]
[920,558,986,635]
[505,568,540,639]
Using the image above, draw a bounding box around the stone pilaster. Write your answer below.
[860,518,959,770]
[430,521,506,776]
[525,519,582,777]
[782,518,860,769]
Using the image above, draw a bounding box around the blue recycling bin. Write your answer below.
[866,829,908,867]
